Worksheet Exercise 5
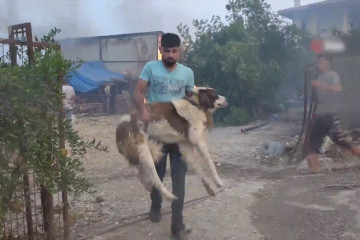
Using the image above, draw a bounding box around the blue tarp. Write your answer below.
[67,61,125,93]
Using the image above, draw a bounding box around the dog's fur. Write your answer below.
[116,87,228,201]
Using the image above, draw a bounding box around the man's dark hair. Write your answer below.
[161,33,181,48]
[317,54,333,62]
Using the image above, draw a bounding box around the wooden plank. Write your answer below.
[0,38,60,49]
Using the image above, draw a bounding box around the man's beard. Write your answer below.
[162,58,176,67]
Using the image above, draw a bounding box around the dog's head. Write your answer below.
[189,87,228,111]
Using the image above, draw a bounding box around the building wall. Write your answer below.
[348,11,360,29]
[319,10,345,32]
[290,8,360,35]
[60,33,160,79]
[61,37,100,61]
[101,34,159,78]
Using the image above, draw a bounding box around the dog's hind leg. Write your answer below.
[137,140,177,201]
[178,143,216,196]
[192,139,223,188]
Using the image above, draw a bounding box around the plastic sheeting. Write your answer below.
[67,61,125,92]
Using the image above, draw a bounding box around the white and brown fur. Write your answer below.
[116,87,228,201]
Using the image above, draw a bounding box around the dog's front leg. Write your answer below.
[178,143,216,196]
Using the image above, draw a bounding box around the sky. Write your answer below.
[0,0,323,39]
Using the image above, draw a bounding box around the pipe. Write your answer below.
[288,64,315,163]
[302,87,318,158]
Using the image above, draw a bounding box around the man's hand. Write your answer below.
[311,80,322,88]
[140,107,151,122]
[311,80,342,92]
[133,79,150,120]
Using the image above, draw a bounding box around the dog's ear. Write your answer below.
[199,90,213,109]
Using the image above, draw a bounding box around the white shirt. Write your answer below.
[62,85,75,110]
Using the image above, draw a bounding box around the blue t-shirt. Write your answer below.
[139,61,194,103]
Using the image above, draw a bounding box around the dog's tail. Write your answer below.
[116,114,141,165]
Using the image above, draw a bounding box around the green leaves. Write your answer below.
[178,0,312,123]
[224,107,250,126]
[0,29,91,220]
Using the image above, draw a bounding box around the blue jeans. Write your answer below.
[150,144,187,225]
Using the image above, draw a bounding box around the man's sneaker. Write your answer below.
[171,223,192,240]
[149,207,161,223]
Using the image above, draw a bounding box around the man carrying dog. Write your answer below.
[133,33,194,239]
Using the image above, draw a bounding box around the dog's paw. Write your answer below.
[166,193,178,202]
[202,179,216,196]
[215,178,224,188]
[160,186,178,201]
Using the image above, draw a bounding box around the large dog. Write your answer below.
[116,87,228,201]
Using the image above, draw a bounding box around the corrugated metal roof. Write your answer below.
[60,31,163,42]
[278,0,360,19]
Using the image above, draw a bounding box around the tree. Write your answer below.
[0,29,99,226]
[178,0,312,125]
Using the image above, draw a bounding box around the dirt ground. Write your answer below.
[68,110,360,240]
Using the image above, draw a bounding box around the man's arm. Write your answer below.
[185,69,195,97]
[312,72,342,92]
[134,62,152,121]
[133,79,150,121]
[311,80,342,92]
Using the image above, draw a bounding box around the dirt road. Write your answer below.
[70,112,360,240]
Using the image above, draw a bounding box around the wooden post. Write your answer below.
[8,26,17,66]
[62,191,70,240]
[25,23,35,64]
[40,186,54,239]
[58,60,70,239]
[23,172,34,240]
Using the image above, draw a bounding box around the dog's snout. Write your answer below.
[216,95,228,107]
[223,98,228,106]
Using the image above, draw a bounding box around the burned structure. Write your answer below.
[59,32,163,115]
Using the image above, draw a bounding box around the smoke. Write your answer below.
[80,0,198,36]
[0,0,325,40]
[0,0,205,39]
[0,0,99,38]
[0,0,13,37]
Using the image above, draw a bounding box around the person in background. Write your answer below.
[307,54,360,173]
[62,82,76,125]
